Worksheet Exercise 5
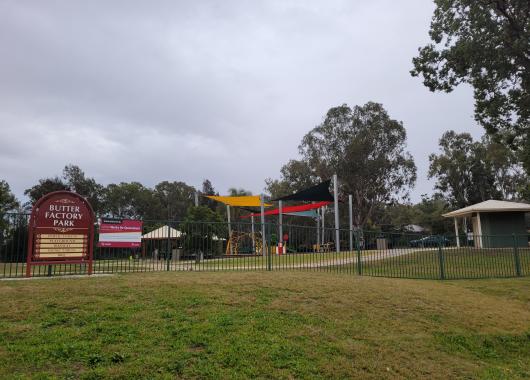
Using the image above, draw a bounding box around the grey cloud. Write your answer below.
[0,0,482,201]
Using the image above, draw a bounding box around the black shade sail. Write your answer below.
[272,179,334,202]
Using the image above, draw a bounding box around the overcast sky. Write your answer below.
[0,0,482,202]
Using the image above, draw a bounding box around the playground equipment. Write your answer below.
[226,231,263,255]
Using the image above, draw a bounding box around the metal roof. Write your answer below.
[442,200,530,218]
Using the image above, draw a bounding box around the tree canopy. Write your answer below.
[268,102,417,228]
[428,130,528,207]
[411,0,530,173]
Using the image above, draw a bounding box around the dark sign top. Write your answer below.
[28,191,95,261]
[34,192,93,232]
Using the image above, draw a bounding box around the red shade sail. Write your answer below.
[240,201,331,218]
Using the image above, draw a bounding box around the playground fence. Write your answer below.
[1,213,529,280]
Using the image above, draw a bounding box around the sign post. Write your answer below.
[26,191,95,277]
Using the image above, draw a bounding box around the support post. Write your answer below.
[321,206,325,245]
[227,205,232,255]
[260,195,266,256]
[477,212,483,248]
[348,194,353,252]
[333,174,340,253]
[251,215,256,253]
[316,206,320,250]
[260,195,269,270]
[194,192,199,207]
[279,200,283,245]
[513,234,522,277]
[454,217,460,248]
[166,223,171,271]
[438,236,446,280]
[356,231,362,275]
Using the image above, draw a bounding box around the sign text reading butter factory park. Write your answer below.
[26,191,95,277]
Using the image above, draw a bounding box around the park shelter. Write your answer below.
[141,225,182,258]
[443,200,530,248]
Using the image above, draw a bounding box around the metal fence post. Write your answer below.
[437,236,446,280]
[333,174,340,253]
[279,200,283,247]
[348,195,353,252]
[356,231,362,275]
[260,194,270,270]
[513,234,522,277]
[166,223,171,271]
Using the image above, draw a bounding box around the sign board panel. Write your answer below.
[26,191,95,277]
[97,218,143,248]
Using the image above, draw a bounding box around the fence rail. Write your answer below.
[1,213,529,279]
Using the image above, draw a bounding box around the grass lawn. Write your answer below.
[359,248,530,279]
[1,272,530,379]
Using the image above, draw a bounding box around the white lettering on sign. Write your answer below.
[43,202,84,227]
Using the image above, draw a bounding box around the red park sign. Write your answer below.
[26,191,95,277]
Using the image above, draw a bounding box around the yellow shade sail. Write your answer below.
[206,195,271,207]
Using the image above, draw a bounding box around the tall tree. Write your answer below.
[299,102,417,228]
[24,177,68,205]
[411,0,530,173]
[0,180,20,241]
[62,165,104,214]
[413,195,453,234]
[181,205,226,256]
[265,160,317,199]
[24,165,104,214]
[102,182,160,219]
[0,180,20,251]
[428,131,527,207]
[200,179,218,211]
[153,181,196,220]
[0,180,19,216]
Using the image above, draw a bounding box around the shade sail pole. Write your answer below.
[251,215,256,253]
[349,194,353,252]
[321,206,325,245]
[227,205,232,254]
[260,194,266,257]
[279,200,283,245]
[316,204,320,249]
[333,174,340,253]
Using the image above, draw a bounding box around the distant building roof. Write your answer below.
[403,224,425,233]
[443,200,530,218]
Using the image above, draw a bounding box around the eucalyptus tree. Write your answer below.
[268,102,417,229]
[412,0,530,173]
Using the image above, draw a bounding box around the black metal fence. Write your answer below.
[1,213,529,279]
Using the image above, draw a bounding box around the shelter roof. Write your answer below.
[442,200,530,218]
[141,225,182,239]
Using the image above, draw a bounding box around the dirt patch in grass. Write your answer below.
[1,272,530,379]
